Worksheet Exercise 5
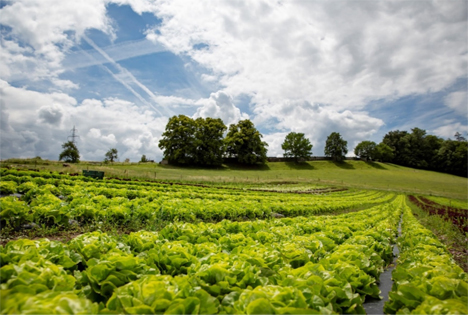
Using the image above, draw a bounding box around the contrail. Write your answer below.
[64,38,167,70]
[82,35,173,117]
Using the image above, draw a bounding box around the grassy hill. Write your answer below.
[2,159,467,200]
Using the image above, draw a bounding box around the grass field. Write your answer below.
[2,158,467,200]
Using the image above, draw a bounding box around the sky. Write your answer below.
[0,0,467,162]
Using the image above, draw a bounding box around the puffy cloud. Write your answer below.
[193,91,249,125]
[0,81,167,161]
[140,0,466,154]
[147,0,466,111]
[433,121,468,139]
[1,1,466,160]
[252,100,384,156]
[38,105,64,125]
[444,91,467,115]
[0,0,113,86]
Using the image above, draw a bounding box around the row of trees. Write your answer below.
[158,116,268,166]
[59,142,118,163]
[159,116,354,165]
[381,128,467,176]
[352,128,467,176]
[60,116,466,177]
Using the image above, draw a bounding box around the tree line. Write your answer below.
[58,115,467,177]
[158,115,351,165]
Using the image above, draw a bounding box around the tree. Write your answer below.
[140,155,148,162]
[354,141,376,161]
[423,135,443,170]
[436,140,468,177]
[158,115,227,166]
[193,117,227,166]
[105,148,118,162]
[324,132,347,161]
[224,119,268,164]
[59,141,80,163]
[406,127,429,168]
[374,143,394,162]
[282,132,313,162]
[455,132,466,142]
[382,130,410,165]
[158,115,197,165]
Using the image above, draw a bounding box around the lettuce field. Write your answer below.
[0,169,467,314]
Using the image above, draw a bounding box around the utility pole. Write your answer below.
[68,125,80,144]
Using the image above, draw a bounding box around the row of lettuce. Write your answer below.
[384,200,468,314]
[0,170,394,230]
[1,198,404,314]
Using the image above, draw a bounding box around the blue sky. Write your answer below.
[1,0,467,162]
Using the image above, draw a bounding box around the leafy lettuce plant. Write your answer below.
[75,253,159,303]
[0,290,99,314]
[0,238,81,270]
[105,274,219,314]
[384,203,468,314]
[0,196,31,230]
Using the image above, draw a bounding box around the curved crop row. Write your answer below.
[384,199,468,314]
[0,171,394,230]
[1,200,402,314]
[408,195,468,233]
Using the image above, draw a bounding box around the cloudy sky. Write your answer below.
[1,0,467,162]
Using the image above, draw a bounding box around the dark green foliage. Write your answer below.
[354,141,376,161]
[159,115,197,165]
[282,132,313,162]
[382,130,411,166]
[58,141,80,163]
[374,143,394,162]
[158,115,227,166]
[193,117,227,166]
[224,120,268,165]
[105,148,118,163]
[382,128,467,177]
[436,140,467,177]
[140,155,148,162]
[324,132,347,162]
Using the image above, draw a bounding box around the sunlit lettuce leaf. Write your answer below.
[1,259,75,294]
[105,274,219,314]
[0,290,99,314]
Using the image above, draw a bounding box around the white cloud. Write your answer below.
[0,0,114,87]
[262,132,288,158]
[145,0,466,151]
[0,81,168,161]
[254,100,384,157]
[444,91,468,115]
[193,91,249,126]
[1,0,467,160]
[148,0,466,109]
[433,121,468,140]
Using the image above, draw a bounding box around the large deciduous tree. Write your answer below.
[282,132,313,162]
[436,140,467,177]
[158,115,227,166]
[193,117,227,166]
[354,141,376,161]
[224,119,268,164]
[105,148,118,162]
[382,130,411,165]
[59,141,80,163]
[158,115,198,165]
[374,143,394,162]
[324,132,348,162]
